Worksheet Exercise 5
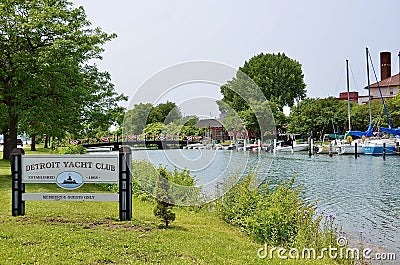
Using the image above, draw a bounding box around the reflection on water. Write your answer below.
[133,149,399,253]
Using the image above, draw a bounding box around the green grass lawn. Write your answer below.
[0,148,339,264]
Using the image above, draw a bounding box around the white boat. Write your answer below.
[184,143,205,149]
[316,135,341,154]
[316,143,338,154]
[341,59,368,155]
[362,138,397,155]
[336,139,364,155]
[271,134,309,153]
[275,142,309,152]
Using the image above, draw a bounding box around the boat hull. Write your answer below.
[317,145,338,154]
[276,144,309,152]
[336,145,364,155]
[362,145,396,155]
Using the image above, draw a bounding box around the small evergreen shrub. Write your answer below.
[152,166,201,227]
[153,167,176,227]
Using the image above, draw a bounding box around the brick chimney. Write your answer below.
[380,51,391,81]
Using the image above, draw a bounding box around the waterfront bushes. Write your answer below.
[128,160,340,251]
[107,160,341,253]
[130,160,201,205]
[217,174,339,250]
[54,144,87,154]
[127,160,201,226]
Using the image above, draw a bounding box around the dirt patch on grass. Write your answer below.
[43,216,157,232]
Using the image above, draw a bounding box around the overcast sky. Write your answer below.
[72,0,400,117]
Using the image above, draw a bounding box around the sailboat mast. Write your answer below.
[346,59,351,131]
[366,47,372,125]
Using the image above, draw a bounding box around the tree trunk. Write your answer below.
[3,116,18,160]
[44,135,48,148]
[31,134,36,151]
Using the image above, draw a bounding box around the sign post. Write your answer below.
[119,147,132,221]
[11,148,25,216]
[11,147,132,221]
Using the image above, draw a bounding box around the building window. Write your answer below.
[389,87,394,95]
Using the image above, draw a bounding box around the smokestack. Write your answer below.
[380,51,391,81]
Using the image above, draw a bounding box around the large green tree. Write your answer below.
[0,0,123,158]
[19,65,126,150]
[219,53,304,139]
[221,53,306,111]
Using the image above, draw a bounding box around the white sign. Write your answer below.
[21,154,119,185]
[22,193,119,202]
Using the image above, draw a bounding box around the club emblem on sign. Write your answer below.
[56,172,84,190]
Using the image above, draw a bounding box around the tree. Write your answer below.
[287,97,348,138]
[268,101,287,133]
[18,65,126,150]
[219,53,302,139]
[148,102,182,125]
[220,112,246,140]
[287,96,400,139]
[153,166,199,226]
[153,167,176,228]
[350,100,392,131]
[124,102,182,136]
[143,122,164,137]
[0,0,122,159]
[156,101,182,124]
[221,53,307,111]
[218,98,281,140]
[162,116,203,138]
[384,95,400,128]
[147,107,163,125]
[124,103,153,135]
[77,66,126,138]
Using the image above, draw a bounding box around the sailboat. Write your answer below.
[337,59,364,155]
[361,48,397,155]
[380,127,400,136]
[347,49,375,139]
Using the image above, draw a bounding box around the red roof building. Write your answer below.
[364,73,400,100]
[338,91,359,103]
[355,51,399,104]
[362,51,399,101]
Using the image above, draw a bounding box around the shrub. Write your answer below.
[152,166,202,227]
[217,174,338,249]
[55,144,86,154]
[217,174,260,229]
[102,161,202,207]
[245,177,318,247]
[131,160,159,199]
[153,167,176,227]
